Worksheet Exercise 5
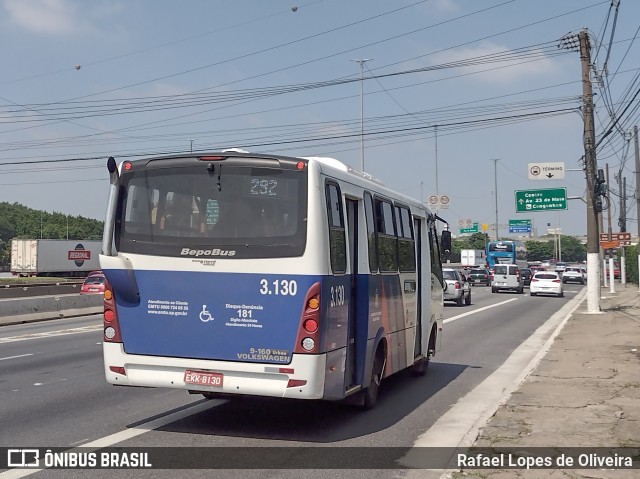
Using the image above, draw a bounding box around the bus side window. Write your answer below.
[325,182,346,274]
[374,198,398,272]
[364,192,378,274]
[396,205,415,272]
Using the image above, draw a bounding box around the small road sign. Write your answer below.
[600,240,620,249]
[509,219,531,233]
[515,188,567,212]
[427,194,450,210]
[527,162,565,180]
[600,232,632,245]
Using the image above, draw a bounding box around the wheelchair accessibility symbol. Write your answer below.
[199,305,214,323]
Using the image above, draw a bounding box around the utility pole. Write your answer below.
[434,125,439,196]
[491,159,499,241]
[634,126,639,241]
[620,176,626,232]
[634,126,639,291]
[351,59,371,172]
[606,163,612,240]
[579,30,600,312]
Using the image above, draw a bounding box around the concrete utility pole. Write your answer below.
[634,126,639,240]
[620,176,627,232]
[351,59,371,172]
[434,125,439,196]
[635,126,639,292]
[579,30,601,313]
[606,163,613,240]
[491,159,499,241]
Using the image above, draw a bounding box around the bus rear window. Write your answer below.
[116,164,308,259]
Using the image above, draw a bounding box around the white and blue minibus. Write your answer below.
[100,151,447,409]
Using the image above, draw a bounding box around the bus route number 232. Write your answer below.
[259,279,298,296]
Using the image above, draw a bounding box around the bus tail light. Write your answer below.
[303,319,318,333]
[287,379,307,388]
[109,366,126,376]
[103,277,122,343]
[294,282,321,354]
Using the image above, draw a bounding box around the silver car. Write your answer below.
[562,266,585,284]
[442,268,471,306]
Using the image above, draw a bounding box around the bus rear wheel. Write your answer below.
[363,349,385,410]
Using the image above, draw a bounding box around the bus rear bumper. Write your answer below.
[103,342,327,399]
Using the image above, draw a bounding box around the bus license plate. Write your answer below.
[184,370,223,387]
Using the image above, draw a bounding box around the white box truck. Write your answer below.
[10,239,102,277]
[460,249,486,267]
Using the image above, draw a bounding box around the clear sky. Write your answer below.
[1,0,639,237]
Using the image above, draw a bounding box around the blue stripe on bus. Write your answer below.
[105,269,321,363]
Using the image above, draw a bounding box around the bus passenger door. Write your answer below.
[345,198,358,388]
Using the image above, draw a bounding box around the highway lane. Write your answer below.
[0,317,198,448]
[0,284,585,478]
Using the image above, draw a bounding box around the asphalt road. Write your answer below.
[0,283,585,479]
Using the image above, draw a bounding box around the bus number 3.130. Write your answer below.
[330,285,345,307]
[259,279,298,296]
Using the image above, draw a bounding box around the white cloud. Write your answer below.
[432,0,460,13]
[3,0,90,35]
[432,41,561,85]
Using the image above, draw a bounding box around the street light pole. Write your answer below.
[434,125,439,196]
[491,159,500,241]
[351,59,371,172]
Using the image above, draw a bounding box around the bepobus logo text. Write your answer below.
[180,248,236,257]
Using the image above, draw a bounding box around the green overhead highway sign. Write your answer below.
[509,219,531,233]
[460,223,478,234]
[515,187,567,213]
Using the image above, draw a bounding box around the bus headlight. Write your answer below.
[301,337,315,351]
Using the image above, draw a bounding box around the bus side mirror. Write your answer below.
[441,230,451,253]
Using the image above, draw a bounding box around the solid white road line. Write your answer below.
[0,400,222,478]
[444,297,520,324]
[0,325,102,344]
[0,354,34,361]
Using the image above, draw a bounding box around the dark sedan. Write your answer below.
[521,267,533,286]
[468,268,491,286]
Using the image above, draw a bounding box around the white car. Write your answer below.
[530,271,564,297]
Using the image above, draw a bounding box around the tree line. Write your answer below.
[0,202,103,269]
[448,232,587,263]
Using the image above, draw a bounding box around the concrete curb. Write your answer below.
[0,294,102,326]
